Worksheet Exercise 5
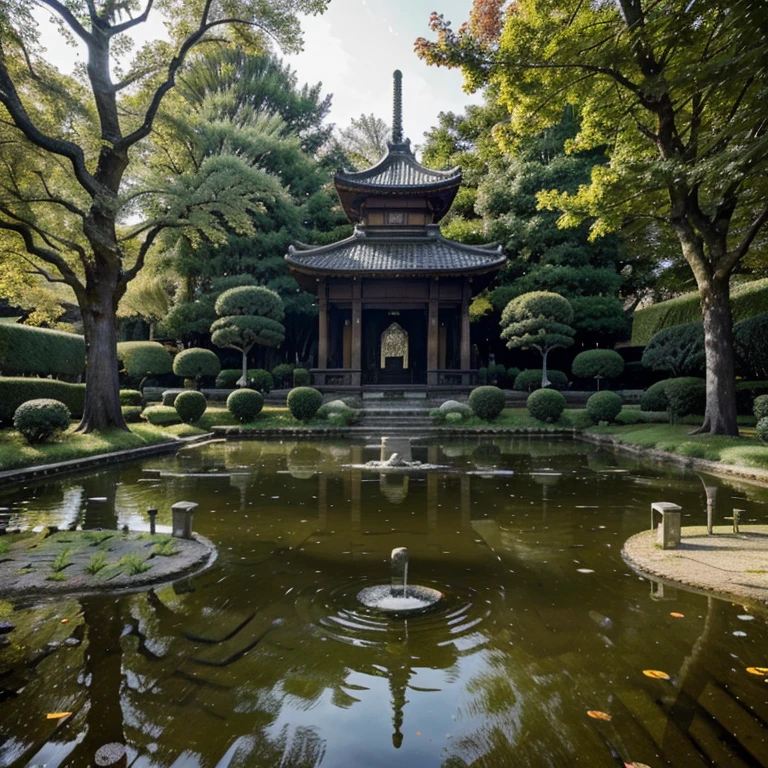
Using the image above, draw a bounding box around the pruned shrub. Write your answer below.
[215,369,242,389]
[734,312,768,380]
[172,348,221,387]
[215,368,273,392]
[514,369,568,392]
[142,405,182,426]
[227,388,263,423]
[526,388,566,423]
[317,400,358,426]
[0,378,85,423]
[468,386,505,421]
[665,377,706,420]
[640,379,674,412]
[0,323,84,378]
[586,391,623,424]
[287,386,322,421]
[736,381,768,416]
[641,322,705,377]
[757,417,768,443]
[117,341,173,384]
[121,406,143,422]
[754,394,768,422]
[13,399,71,444]
[572,349,625,387]
[162,390,182,407]
[271,363,295,388]
[477,366,488,385]
[119,389,143,407]
[293,368,310,387]
[174,391,207,424]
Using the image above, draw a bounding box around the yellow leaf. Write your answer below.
[643,670,671,680]
[60,618,69,624]
[587,710,612,721]
[46,712,72,720]
[625,763,652,768]
[746,666,768,676]
[669,612,684,618]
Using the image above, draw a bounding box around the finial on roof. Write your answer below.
[392,70,403,144]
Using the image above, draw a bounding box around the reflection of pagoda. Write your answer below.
[286,70,506,389]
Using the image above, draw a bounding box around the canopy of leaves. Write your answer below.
[211,285,285,352]
[500,291,575,352]
[334,113,391,171]
[641,322,706,378]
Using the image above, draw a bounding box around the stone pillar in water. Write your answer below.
[381,436,412,463]
[391,547,409,597]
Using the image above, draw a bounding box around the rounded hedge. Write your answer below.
[0,323,84,378]
[640,379,674,411]
[117,341,173,378]
[526,388,566,423]
[174,390,207,424]
[572,349,625,382]
[514,369,568,392]
[13,398,71,444]
[142,405,182,426]
[162,390,181,407]
[293,368,310,387]
[287,386,323,421]
[757,417,768,443]
[0,378,85,423]
[271,363,295,388]
[172,348,221,382]
[753,394,768,421]
[227,388,263,423]
[468,386,505,421]
[248,369,274,393]
[438,400,474,418]
[121,405,143,423]
[665,377,706,419]
[586,391,623,423]
[119,389,143,407]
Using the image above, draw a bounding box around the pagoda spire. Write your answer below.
[392,70,403,144]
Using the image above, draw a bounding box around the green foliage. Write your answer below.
[734,312,768,380]
[211,286,285,352]
[142,406,183,426]
[526,388,566,423]
[287,387,323,421]
[121,406,143,423]
[117,342,173,379]
[120,554,151,576]
[216,369,274,392]
[271,363,295,388]
[665,378,707,420]
[0,378,84,423]
[153,538,180,557]
[640,379,676,412]
[513,369,568,392]
[227,389,264,423]
[173,348,221,383]
[119,390,143,407]
[632,279,768,345]
[0,323,84,378]
[85,552,108,575]
[50,547,72,573]
[439,400,474,418]
[736,382,768,417]
[571,350,624,384]
[161,390,181,407]
[316,400,358,425]
[477,366,488,385]
[754,395,768,422]
[13,399,71,444]
[174,391,207,424]
[641,323,705,377]
[468,386,506,421]
[586,391,623,424]
[756,418,768,444]
[293,368,310,386]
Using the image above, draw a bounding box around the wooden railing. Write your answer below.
[310,368,361,386]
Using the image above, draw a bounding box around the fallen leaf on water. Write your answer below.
[643,670,671,680]
[625,762,652,768]
[46,712,72,720]
[60,618,70,624]
[746,667,768,676]
[587,710,612,721]
[669,612,684,618]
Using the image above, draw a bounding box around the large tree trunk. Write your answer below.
[78,284,128,433]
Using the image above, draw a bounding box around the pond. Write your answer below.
[1,437,768,768]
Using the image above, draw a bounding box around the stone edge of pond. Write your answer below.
[211,425,578,437]
[579,432,768,487]
[0,434,214,488]
[0,533,216,600]
[622,527,768,611]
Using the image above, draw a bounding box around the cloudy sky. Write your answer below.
[35,0,483,149]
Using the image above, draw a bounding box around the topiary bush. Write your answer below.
[439,400,474,419]
[172,348,221,388]
[227,388,264,423]
[477,366,488,385]
[641,322,705,377]
[665,377,706,420]
[247,368,274,393]
[586,391,623,423]
[735,381,768,416]
[526,388,566,423]
[162,390,182,407]
[754,394,768,422]
[271,363,295,388]
[640,379,674,411]
[13,399,71,444]
[174,391,207,424]
[142,405,182,426]
[287,386,322,421]
[293,368,310,387]
[0,378,85,423]
[121,405,143,423]
[316,400,358,426]
[119,389,143,407]
[215,369,242,389]
[117,341,173,386]
[468,386,505,421]
[572,349,625,388]
[514,369,568,392]
[756,417,768,443]
[0,323,84,378]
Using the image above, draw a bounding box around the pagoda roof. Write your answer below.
[286,225,505,287]
[335,141,461,192]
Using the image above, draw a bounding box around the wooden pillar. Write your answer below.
[351,279,362,386]
[427,280,439,386]
[460,279,471,372]
[318,279,328,369]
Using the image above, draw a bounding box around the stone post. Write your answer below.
[651,501,682,549]
[147,508,158,535]
[391,547,409,596]
[171,501,198,540]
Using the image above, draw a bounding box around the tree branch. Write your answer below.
[35,0,94,44]
[724,206,768,276]
[17,252,68,283]
[110,0,155,36]
[124,224,164,282]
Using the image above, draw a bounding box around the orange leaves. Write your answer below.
[587,710,612,721]
[669,612,684,618]
[746,666,768,676]
[46,712,72,720]
[642,670,671,680]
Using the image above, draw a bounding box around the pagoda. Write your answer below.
[285,70,506,388]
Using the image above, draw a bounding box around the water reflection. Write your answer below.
[1,437,768,767]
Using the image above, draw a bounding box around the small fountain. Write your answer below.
[357,547,443,615]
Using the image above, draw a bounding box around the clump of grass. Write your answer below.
[46,572,67,582]
[119,553,151,575]
[153,537,179,557]
[83,530,113,545]
[85,551,108,575]
[51,547,72,573]
[15,567,33,575]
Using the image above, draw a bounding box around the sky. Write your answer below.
[34,0,483,150]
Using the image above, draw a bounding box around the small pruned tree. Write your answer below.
[641,323,705,378]
[211,287,285,387]
[500,292,575,389]
[571,349,625,390]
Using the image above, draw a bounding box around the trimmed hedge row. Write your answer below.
[0,377,85,423]
[632,277,768,345]
[0,323,85,378]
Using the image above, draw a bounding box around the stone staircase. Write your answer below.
[356,394,437,432]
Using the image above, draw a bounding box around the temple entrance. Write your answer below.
[362,309,427,385]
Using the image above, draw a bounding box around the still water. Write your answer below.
[1,437,768,768]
